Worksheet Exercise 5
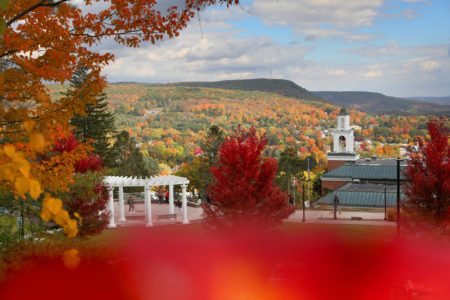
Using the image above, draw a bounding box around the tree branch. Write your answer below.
[6,0,69,26]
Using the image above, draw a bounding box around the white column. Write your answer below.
[169,184,174,214]
[144,186,153,227]
[181,184,189,224]
[118,186,126,222]
[108,187,116,228]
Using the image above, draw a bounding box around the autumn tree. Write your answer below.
[61,172,109,237]
[203,126,295,229]
[403,119,450,233]
[276,146,316,194]
[0,0,240,236]
[69,65,115,165]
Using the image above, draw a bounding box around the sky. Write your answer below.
[85,0,450,97]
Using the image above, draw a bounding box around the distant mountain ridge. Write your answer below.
[171,78,321,102]
[407,96,450,105]
[312,91,450,116]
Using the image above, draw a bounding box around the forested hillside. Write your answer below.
[48,83,434,170]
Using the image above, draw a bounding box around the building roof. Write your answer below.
[356,158,408,166]
[322,159,407,181]
[339,107,349,116]
[316,183,405,207]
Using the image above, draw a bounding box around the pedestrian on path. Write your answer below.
[333,194,341,219]
[128,196,135,214]
[158,188,164,204]
[176,198,182,214]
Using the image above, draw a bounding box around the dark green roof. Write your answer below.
[322,164,406,181]
[317,183,405,207]
[339,107,349,116]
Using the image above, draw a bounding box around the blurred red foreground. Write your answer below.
[1,226,449,300]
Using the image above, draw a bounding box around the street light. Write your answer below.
[302,180,306,222]
[307,157,310,206]
[396,158,402,238]
[384,179,387,221]
[290,177,297,206]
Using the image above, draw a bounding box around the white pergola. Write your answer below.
[104,175,190,227]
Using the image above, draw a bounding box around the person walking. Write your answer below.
[333,194,340,220]
[128,196,135,214]
[158,188,164,204]
[165,190,169,203]
[288,194,294,206]
[176,198,182,214]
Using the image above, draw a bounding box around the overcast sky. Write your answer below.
[83,0,450,97]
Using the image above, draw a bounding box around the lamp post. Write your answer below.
[384,179,387,221]
[291,177,297,206]
[302,180,306,222]
[307,157,311,206]
[396,158,402,238]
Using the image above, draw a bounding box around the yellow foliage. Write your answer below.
[41,195,78,238]
[1,140,78,238]
[29,179,41,200]
[29,133,46,153]
[23,120,35,133]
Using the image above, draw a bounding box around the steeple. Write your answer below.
[339,107,349,116]
[326,107,359,171]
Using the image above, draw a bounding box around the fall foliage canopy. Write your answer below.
[0,0,240,236]
[403,119,450,232]
[204,126,295,229]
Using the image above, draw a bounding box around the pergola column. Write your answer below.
[107,187,116,228]
[118,185,126,222]
[169,184,174,214]
[181,184,189,224]
[144,186,153,227]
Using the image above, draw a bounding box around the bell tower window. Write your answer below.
[339,136,346,152]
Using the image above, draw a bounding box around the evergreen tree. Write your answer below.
[69,66,115,165]
[202,125,225,164]
[176,125,225,198]
[110,131,135,166]
[110,131,160,177]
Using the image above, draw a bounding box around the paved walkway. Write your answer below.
[113,203,394,227]
[286,210,395,226]
[113,202,203,226]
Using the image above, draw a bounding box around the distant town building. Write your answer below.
[321,157,407,193]
[319,110,408,208]
[319,157,407,207]
[326,107,359,171]
[316,182,405,208]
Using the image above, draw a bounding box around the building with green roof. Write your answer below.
[316,182,405,208]
[322,158,407,193]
